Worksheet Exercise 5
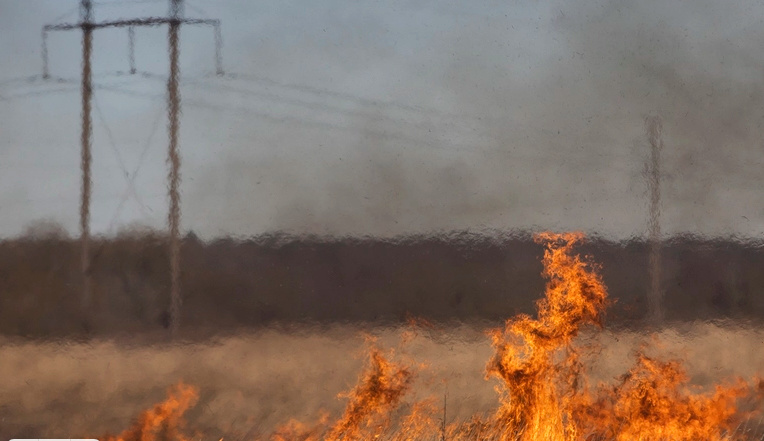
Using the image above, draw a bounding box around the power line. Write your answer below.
[221,72,454,118]
[112,70,471,124]
[180,77,480,136]
[213,72,560,136]
[94,83,491,155]
[93,0,164,6]
[91,81,572,160]
[0,87,80,101]
[1,69,557,138]
[2,71,595,162]
[49,6,81,25]
[0,192,167,211]
[184,1,209,17]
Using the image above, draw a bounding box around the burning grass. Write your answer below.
[3,232,764,440]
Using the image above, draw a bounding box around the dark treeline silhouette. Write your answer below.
[1,228,763,337]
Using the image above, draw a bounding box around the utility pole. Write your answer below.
[645,115,664,324]
[41,0,224,335]
[167,0,183,335]
[80,0,94,313]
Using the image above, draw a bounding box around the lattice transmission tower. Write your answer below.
[41,0,224,335]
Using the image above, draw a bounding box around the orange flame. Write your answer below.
[100,382,199,441]
[324,343,413,441]
[271,339,414,441]
[270,413,330,441]
[575,354,752,441]
[484,232,608,441]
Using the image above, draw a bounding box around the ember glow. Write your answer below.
[97,233,763,441]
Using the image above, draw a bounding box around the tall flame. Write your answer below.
[484,232,608,441]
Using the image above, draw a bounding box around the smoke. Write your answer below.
[3,0,764,239]
[546,0,764,234]
[177,0,764,239]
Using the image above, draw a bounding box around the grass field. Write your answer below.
[2,321,763,439]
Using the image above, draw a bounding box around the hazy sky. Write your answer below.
[1,0,764,239]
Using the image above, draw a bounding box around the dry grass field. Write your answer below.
[2,321,764,440]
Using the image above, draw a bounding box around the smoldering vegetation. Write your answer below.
[1,228,764,337]
[2,322,764,439]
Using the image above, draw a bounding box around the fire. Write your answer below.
[575,354,751,441]
[272,339,415,441]
[270,414,329,441]
[483,232,608,441]
[481,232,756,441]
[100,382,199,441]
[95,232,762,441]
[324,343,413,440]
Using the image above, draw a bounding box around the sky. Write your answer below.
[1,0,764,240]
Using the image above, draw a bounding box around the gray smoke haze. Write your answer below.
[2,0,764,239]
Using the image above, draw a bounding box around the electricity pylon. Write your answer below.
[41,0,223,334]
